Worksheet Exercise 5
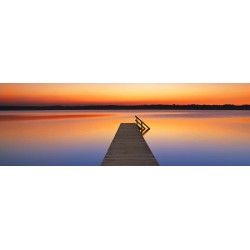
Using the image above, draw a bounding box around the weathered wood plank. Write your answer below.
[101,123,159,166]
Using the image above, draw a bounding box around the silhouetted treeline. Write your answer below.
[0,104,250,110]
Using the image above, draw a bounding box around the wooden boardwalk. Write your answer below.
[101,123,159,166]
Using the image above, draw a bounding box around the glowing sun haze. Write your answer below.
[0,83,249,106]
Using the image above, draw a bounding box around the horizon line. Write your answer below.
[1,104,250,107]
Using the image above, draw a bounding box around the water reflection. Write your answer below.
[0,113,113,121]
[1,110,250,165]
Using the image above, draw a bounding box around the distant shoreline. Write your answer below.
[0,104,250,111]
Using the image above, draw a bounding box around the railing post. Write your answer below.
[135,115,150,135]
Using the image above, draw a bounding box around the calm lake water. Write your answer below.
[1,110,250,165]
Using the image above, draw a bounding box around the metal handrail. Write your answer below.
[135,115,150,134]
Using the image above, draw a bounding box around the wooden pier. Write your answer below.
[101,119,159,166]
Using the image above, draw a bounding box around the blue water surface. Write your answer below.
[1,110,250,165]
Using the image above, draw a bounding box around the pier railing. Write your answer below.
[135,116,150,135]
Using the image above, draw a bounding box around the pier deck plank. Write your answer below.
[101,123,158,166]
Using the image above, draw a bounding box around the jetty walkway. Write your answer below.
[101,117,158,166]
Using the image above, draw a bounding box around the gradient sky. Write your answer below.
[0,83,249,106]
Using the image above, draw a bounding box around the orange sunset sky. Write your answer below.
[0,83,249,106]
